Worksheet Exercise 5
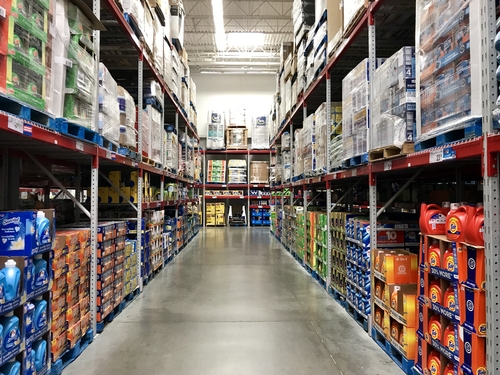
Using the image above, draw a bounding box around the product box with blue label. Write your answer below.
[458,285,486,336]
[459,326,486,375]
[0,210,55,256]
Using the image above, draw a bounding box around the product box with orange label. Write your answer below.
[458,285,486,336]
[54,231,79,253]
[80,295,90,315]
[387,285,418,327]
[52,274,68,298]
[81,311,91,335]
[51,332,67,362]
[79,245,91,264]
[52,255,68,280]
[66,251,80,272]
[390,324,417,360]
[79,279,89,299]
[51,292,67,318]
[66,302,80,326]
[67,321,82,349]
[376,250,418,284]
[459,327,486,375]
[66,270,80,291]
[66,287,79,308]
[458,244,485,291]
[51,311,68,338]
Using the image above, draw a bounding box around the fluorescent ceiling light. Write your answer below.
[212,0,226,51]
[227,32,266,47]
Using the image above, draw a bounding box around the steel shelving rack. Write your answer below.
[0,0,201,338]
[202,149,274,227]
[269,0,500,372]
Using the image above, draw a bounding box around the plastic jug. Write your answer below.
[443,323,456,353]
[33,298,47,331]
[375,280,382,299]
[36,211,50,245]
[443,246,456,273]
[443,286,456,312]
[33,255,48,288]
[0,313,20,351]
[444,362,455,375]
[374,308,382,327]
[429,315,442,341]
[428,350,441,375]
[429,280,442,305]
[465,206,484,246]
[428,241,441,268]
[32,339,47,371]
[446,205,468,242]
[1,260,20,302]
[391,321,400,341]
[25,302,34,337]
[0,272,6,304]
[0,361,20,375]
[420,203,447,235]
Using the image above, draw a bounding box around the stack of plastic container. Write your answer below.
[281,132,292,182]
[251,116,270,149]
[329,103,343,171]
[301,114,315,176]
[227,159,247,184]
[314,103,327,175]
[207,110,225,150]
[117,87,137,149]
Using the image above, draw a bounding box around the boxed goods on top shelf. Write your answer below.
[293,128,304,178]
[416,0,481,147]
[207,110,225,150]
[226,127,248,150]
[372,46,416,153]
[117,86,137,149]
[250,161,269,184]
[146,104,162,164]
[343,0,368,32]
[251,116,270,150]
[342,58,385,162]
[99,63,120,144]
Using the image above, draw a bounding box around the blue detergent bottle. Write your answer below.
[1,260,20,301]
[0,313,20,352]
[25,302,35,337]
[36,211,50,245]
[32,339,47,371]
[33,298,47,331]
[33,255,48,289]
[0,272,6,304]
[0,360,21,375]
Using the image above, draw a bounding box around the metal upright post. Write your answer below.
[160,91,165,200]
[137,56,144,292]
[481,0,500,372]
[302,102,307,266]
[75,164,81,224]
[326,180,331,289]
[91,0,100,337]
[175,112,179,249]
[367,5,377,336]
[326,72,332,289]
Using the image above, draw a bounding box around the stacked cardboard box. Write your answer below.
[124,240,139,296]
[206,203,225,226]
[207,160,226,183]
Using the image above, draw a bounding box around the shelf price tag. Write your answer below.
[240,196,244,199]
[106,151,112,159]
[258,205,263,209]
[384,161,392,171]
[352,169,357,177]
[8,116,23,134]
[0,6,6,18]
[75,141,84,151]
[429,149,443,164]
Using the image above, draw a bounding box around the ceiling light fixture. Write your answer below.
[226,32,266,47]
[211,0,226,51]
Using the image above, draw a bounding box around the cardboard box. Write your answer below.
[459,285,486,336]
[389,287,418,327]
[109,187,120,204]
[343,0,368,30]
[327,0,343,45]
[109,171,122,186]
[120,187,131,203]
[66,302,80,326]
[458,244,485,291]
[98,187,110,203]
[375,249,418,284]
[250,161,269,183]
[51,332,67,362]
[52,274,68,298]
[51,311,68,338]
[459,327,486,375]
[67,321,82,349]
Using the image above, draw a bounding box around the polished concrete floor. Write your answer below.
[65,228,402,375]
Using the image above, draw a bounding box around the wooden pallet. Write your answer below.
[226,146,248,150]
[142,155,155,166]
[368,142,414,162]
[344,4,368,38]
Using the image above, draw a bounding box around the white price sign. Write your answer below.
[352,169,357,177]
[384,161,392,171]
[106,151,112,159]
[8,116,23,134]
[76,141,84,151]
[429,149,443,164]
[0,6,6,18]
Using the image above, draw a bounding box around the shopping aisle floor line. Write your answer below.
[64,228,402,375]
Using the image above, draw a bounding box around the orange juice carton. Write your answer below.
[457,244,485,291]
[458,285,486,336]
[459,327,486,375]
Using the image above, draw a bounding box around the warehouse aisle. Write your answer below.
[65,228,402,375]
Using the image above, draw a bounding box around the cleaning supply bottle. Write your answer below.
[33,255,48,288]
[443,285,456,312]
[0,313,20,352]
[429,315,442,341]
[429,280,442,305]
[444,362,455,375]
[428,240,441,268]
[0,271,6,304]
[443,246,456,273]
[32,339,47,371]
[443,323,457,353]
[1,260,20,302]
[446,205,468,242]
[420,203,447,235]
[36,211,50,245]
[391,286,400,310]
[33,298,47,331]
[465,205,484,246]
[428,351,441,375]
[24,302,34,337]
[0,361,21,375]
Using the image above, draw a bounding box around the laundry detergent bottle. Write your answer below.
[32,339,47,371]
[391,286,400,310]
[33,255,48,288]
[0,312,20,352]
[429,315,442,341]
[429,280,442,305]
[444,362,455,375]
[0,361,21,375]
[443,246,456,273]
[443,286,456,312]
[36,211,50,245]
[0,271,6,304]
[465,205,484,246]
[420,203,447,235]
[428,241,441,268]
[1,260,20,301]
[443,323,457,353]
[33,298,47,331]
[428,350,441,375]
[446,205,468,242]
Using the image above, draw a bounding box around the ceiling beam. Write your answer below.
[185,14,290,20]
